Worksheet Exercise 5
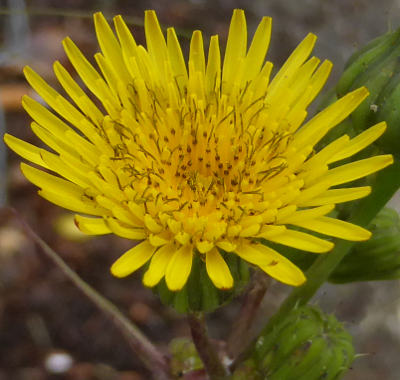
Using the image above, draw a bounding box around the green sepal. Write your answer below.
[337,28,400,96]
[330,207,400,283]
[154,252,250,313]
[251,305,354,380]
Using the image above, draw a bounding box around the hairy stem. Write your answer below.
[226,270,270,361]
[6,208,171,380]
[188,313,228,380]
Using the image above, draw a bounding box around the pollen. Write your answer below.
[4,10,393,291]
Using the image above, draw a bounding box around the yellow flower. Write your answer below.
[4,10,393,291]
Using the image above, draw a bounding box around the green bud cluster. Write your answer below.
[337,28,400,156]
[331,207,400,283]
[253,305,354,380]
[154,253,249,313]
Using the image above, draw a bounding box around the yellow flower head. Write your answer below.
[5,10,393,291]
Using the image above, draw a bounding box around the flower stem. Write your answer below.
[237,159,400,366]
[226,270,270,360]
[188,312,228,380]
[6,208,171,380]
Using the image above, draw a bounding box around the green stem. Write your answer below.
[237,159,400,366]
[188,313,229,380]
[5,208,171,380]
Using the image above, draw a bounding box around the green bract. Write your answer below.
[331,207,400,283]
[253,305,354,380]
[337,28,400,156]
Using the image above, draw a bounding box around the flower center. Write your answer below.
[102,80,297,243]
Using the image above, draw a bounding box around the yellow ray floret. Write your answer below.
[4,9,393,291]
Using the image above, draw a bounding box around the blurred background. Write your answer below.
[1,0,400,379]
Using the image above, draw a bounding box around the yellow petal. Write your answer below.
[206,248,233,289]
[296,59,332,112]
[253,244,306,286]
[257,225,287,239]
[93,12,130,82]
[222,9,247,87]
[149,233,170,247]
[167,27,188,88]
[114,15,138,59]
[243,16,272,81]
[235,242,306,286]
[268,33,316,95]
[4,134,48,168]
[22,95,69,136]
[323,154,393,187]
[111,240,155,278]
[24,66,86,129]
[189,30,205,75]
[279,205,334,224]
[175,231,191,246]
[205,35,221,94]
[292,87,369,149]
[21,162,82,198]
[293,216,371,241]
[53,61,104,126]
[75,215,111,235]
[196,240,214,253]
[329,122,387,163]
[265,229,334,253]
[144,214,163,233]
[40,149,90,188]
[298,186,371,207]
[239,223,261,237]
[143,243,174,287]
[165,245,193,291]
[106,217,146,240]
[144,10,168,75]
[216,240,237,252]
[62,37,116,107]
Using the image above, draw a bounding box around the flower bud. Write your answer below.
[154,253,249,313]
[337,28,400,155]
[331,207,400,283]
[253,306,354,380]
